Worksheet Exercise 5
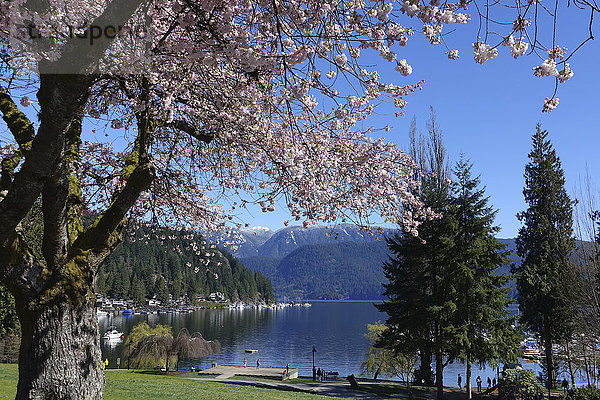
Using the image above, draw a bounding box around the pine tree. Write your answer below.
[450,157,521,399]
[515,126,580,390]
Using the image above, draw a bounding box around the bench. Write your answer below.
[327,371,339,380]
[347,374,359,389]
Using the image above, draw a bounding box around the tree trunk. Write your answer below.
[416,346,434,386]
[436,350,444,400]
[583,342,591,386]
[544,330,555,391]
[566,341,576,388]
[15,295,103,400]
[466,360,472,399]
[373,362,381,381]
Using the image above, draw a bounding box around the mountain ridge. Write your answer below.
[235,225,519,300]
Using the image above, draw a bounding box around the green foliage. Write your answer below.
[450,157,523,370]
[378,121,521,397]
[377,113,455,389]
[565,386,600,400]
[515,126,580,388]
[125,322,219,371]
[97,227,274,304]
[498,368,544,400]
[126,322,173,348]
[0,285,18,339]
[274,241,389,299]
[362,321,418,385]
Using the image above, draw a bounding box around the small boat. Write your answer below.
[96,309,108,317]
[103,327,123,341]
[245,349,258,353]
[521,337,540,360]
[122,309,133,315]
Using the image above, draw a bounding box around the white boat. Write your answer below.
[102,328,123,341]
[96,309,109,317]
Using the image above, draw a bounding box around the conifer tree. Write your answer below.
[450,157,521,399]
[515,126,580,391]
[378,109,457,398]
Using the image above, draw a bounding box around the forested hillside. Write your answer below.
[241,241,390,300]
[96,228,275,304]
[238,227,522,300]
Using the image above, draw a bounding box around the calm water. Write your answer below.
[98,301,553,387]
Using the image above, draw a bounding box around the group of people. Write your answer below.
[242,357,260,368]
[316,367,327,381]
[457,374,496,392]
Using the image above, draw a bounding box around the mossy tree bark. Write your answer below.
[16,295,104,400]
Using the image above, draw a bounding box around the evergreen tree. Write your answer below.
[378,186,456,396]
[156,276,170,304]
[378,108,457,398]
[130,275,146,305]
[450,157,521,399]
[515,126,580,390]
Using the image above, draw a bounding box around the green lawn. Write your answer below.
[357,383,432,399]
[0,364,342,400]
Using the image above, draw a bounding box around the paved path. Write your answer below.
[192,377,391,399]
[199,365,297,380]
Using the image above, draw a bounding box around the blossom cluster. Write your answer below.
[532,46,574,90]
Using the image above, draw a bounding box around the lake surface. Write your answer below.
[99,300,552,387]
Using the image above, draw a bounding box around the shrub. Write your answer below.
[498,368,545,400]
[565,386,600,400]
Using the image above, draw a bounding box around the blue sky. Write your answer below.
[242,6,600,239]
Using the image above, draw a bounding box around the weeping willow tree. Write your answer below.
[362,321,418,388]
[125,323,219,371]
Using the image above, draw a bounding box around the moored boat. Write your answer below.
[103,327,124,341]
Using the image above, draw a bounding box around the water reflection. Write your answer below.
[98,302,558,387]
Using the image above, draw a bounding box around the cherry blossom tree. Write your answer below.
[0,0,593,399]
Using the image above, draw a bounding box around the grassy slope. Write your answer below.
[0,365,338,400]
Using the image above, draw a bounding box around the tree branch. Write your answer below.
[0,74,92,245]
[72,163,155,261]
[0,87,35,148]
[0,0,146,244]
[38,0,145,75]
[166,119,213,144]
[0,87,36,191]
[0,229,45,300]
[72,111,155,267]
[40,116,83,269]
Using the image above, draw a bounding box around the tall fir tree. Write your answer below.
[450,157,521,399]
[378,108,458,399]
[515,126,580,390]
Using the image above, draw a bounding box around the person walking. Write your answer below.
[487,377,491,389]
[562,378,569,392]
[476,376,482,393]
[256,359,260,369]
[243,357,247,368]
[458,374,462,389]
